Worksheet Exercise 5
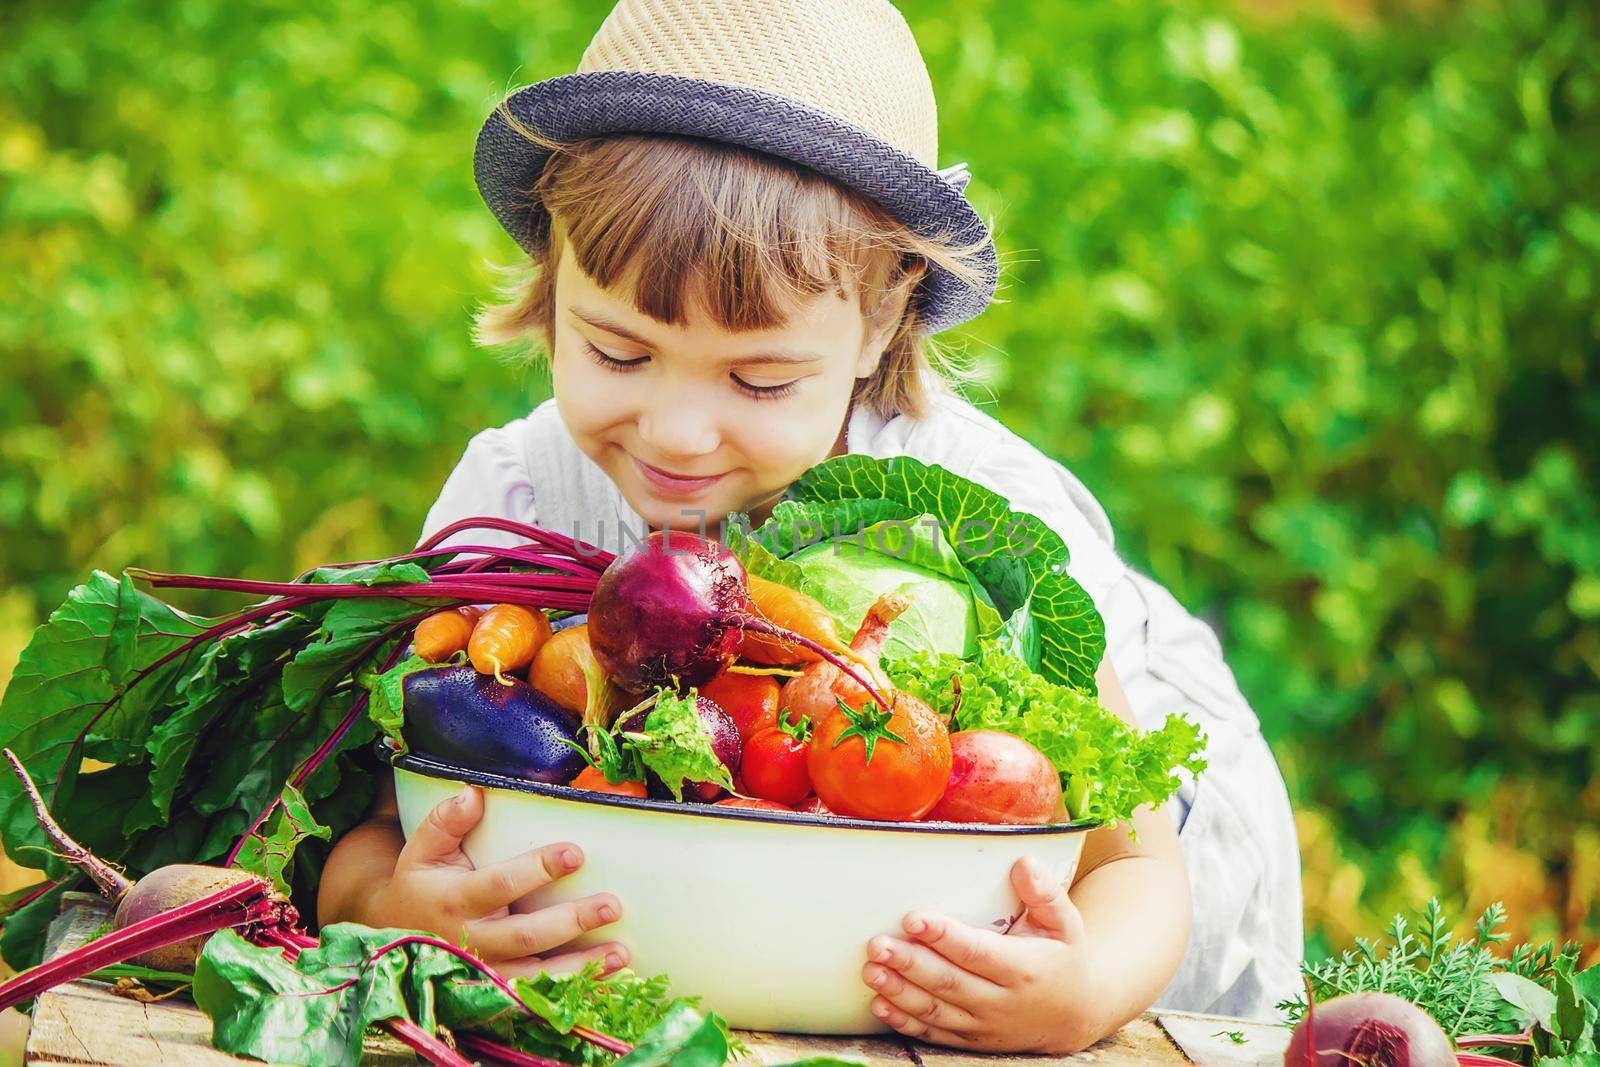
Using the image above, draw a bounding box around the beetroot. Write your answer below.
[588,531,751,692]
[587,531,894,714]
[1285,991,1458,1067]
[616,694,742,802]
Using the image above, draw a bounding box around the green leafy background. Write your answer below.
[1,0,1596,963]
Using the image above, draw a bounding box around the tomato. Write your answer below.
[700,671,781,742]
[926,730,1065,825]
[569,765,647,798]
[741,716,813,806]
[807,692,951,821]
[714,797,793,812]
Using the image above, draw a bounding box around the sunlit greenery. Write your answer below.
[1,0,1595,956]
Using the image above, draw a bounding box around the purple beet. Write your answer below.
[616,694,741,802]
[403,666,585,783]
[1285,991,1456,1067]
[586,530,750,693]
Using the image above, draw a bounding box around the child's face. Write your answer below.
[550,242,891,533]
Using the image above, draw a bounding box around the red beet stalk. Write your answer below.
[0,878,281,1013]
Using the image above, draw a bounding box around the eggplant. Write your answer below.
[402,665,585,783]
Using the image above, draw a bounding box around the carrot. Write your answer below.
[569,765,647,798]
[739,574,865,668]
[467,605,552,684]
[412,607,483,663]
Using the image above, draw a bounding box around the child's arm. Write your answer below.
[318,779,631,978]
[859,660,1193,1053]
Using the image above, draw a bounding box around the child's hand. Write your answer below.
[364,785,627,978]
[861,855,1102,1054]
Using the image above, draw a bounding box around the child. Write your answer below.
[318,0,1304,1049]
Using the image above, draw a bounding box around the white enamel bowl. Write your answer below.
[392,751,1092,1034]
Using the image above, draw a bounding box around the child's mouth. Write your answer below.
[632,456,726,496]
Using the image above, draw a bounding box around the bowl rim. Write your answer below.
[388,746,1100,836]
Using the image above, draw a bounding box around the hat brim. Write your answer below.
[473,70,997,335]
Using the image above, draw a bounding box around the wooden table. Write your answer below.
[26,895,1289,1066]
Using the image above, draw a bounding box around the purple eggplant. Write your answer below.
[403,666,585,783]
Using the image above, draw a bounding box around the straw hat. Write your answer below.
[472,0,997,334]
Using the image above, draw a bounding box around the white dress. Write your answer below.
[420,387,1305,1022]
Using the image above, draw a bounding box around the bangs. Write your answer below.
[538,134,911,330]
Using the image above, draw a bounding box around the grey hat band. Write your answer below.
[474,70,998,334]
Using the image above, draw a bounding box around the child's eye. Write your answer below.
[731,375,799,401]
[581,340,647,371]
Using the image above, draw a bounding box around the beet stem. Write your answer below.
[0,879,275,1013]
[4,749,132,903]
[383,1018,475,1067]
[455,1033,572,1067]
[352,933,631,1056]
[0,879,60,921]
[736,618,893,712]
[417,517,614,570]
[1455,1054,1527,1066]
[1455,1031,1533,1048]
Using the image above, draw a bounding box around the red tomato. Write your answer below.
[700,671,781,742]
[714,797,793,812]
[807,692,951,821]
[741,717,814,806]
[569,765,647,798]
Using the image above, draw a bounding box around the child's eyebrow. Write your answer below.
[569,305,825,366]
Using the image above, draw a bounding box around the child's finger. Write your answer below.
[899,911,1024,986]
[870,997,971,1048]
[495,941,630,979]
[397,785,483,868]
[459,841,585,914]
[465,891,619,960]
[866,935,1000,1007]
[1009,855,1084,943]
[862,963,982,1034]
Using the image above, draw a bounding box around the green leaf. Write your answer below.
[195,924,722,1067]
[612,1004,729,1067]
[357,653,439,753]
[619,690,734,801]
[1487,971,1558,1032]
[231,784,332,897]
[0,572,208,878]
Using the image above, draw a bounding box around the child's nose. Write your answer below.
[636,392,721,459]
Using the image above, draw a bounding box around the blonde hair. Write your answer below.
[474,126,996,420]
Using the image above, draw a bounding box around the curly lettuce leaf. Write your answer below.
[886,641,1207,827]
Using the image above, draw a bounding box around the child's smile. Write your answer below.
[548,240,893,531]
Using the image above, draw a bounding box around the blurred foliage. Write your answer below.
[1,0,1596,958]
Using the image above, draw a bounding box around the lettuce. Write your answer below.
[886,640,1208,828]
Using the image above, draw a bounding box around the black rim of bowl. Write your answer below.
[383,743,1098,836]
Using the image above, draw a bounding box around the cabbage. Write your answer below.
[789,517,991,660]
[731,455,1105,694]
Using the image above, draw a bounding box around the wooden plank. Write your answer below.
[1154,1010,1290,1066]
[910,1014,1189,1066]
[735,1030,913,1066]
